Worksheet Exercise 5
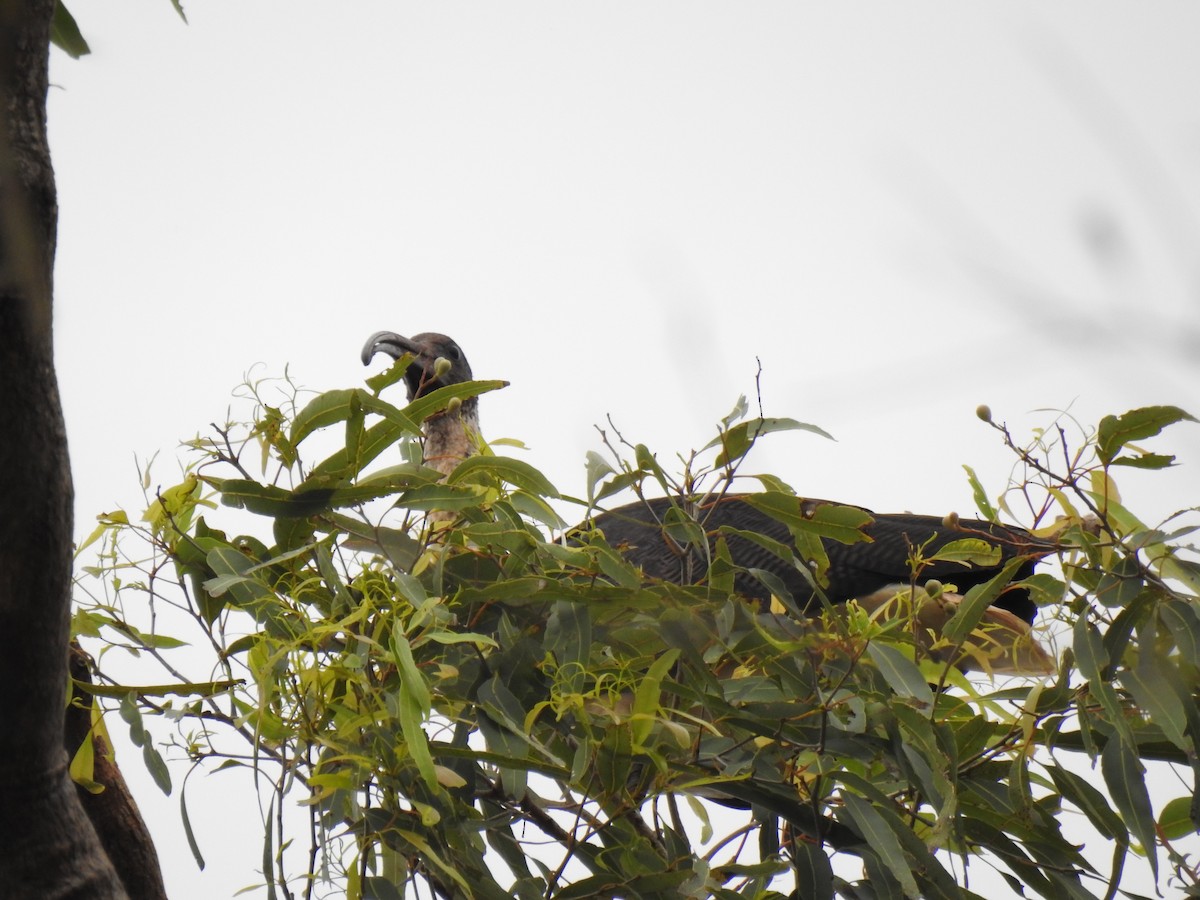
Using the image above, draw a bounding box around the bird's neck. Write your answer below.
[421,399,479,478]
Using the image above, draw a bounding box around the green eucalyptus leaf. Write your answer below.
[706,417,833,468]
[1158,796,1198,841]
[742,494,873,544]
[941,557,1024,643]
[925,538,1003,568]
[1048,765,1127,843]
[51,1,91,58]
[394,482,486,511]
[179,771,206,870]
[1093,555,1144,608]
[962,464,998,521]
[866,642,934,708]
[142,742,172,795]
[791,839,834,900]
[447,455,559,497]
[1160,600,1200,667]
[1110,452,1177,469]
[631,649,680,746]
[1122,653,1192,753]
[839,793,920,898]
[584,451,615,503]
[1096,405,1196,465]
[1101,739,1158,878]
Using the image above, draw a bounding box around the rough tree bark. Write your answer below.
[66,646,167,899]
[0,1,147,895]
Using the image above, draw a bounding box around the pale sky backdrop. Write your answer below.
[47,3,1200,898]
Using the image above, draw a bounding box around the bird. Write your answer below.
[362,329,1056,673]
[361,330,479,478]
[557,488,1054,674]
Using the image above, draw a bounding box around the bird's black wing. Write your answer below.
[834,511,1048,622]
[585,494,1052,623]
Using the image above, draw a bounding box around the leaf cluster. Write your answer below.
[71,379,1200,900]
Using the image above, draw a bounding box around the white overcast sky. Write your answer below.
[48,3,1200,898]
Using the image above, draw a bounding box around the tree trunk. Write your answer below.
[0,1,131,895]
[66,646,168,899]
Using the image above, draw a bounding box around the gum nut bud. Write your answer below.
[924,579,943,598]
[943,511,960,528]
[446,396,462,413]
[976,404,992,422]
[434,357,453,378]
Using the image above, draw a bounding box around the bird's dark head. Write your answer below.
[361,331,473,401]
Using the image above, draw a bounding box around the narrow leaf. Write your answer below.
[1048,765,1127,842]
[180,769,206,869]
[1123,653,1191,753]
[1161,600,1200,668]
[1074,616,1135,746]
[398,686,436,790]
[51,1,91,58]
[866,642,934,708]
[707,417,833,468]
[925,538,1003,568]
[941,558,1024,643]
[962,465,998,521]
[391,626,431,712]
[791,839,834,900]
[1101,738,1158,877]
[1110,452,1177,469]
[142,742,172,795]
[742,494,873,544]
[840,793,921,898]
[447,455,559,497]
[1097,406,1196,465]
[631,649,680,746]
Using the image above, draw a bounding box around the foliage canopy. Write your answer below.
[71,367,1199,900]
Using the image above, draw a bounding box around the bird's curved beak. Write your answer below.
[361,331,421,366]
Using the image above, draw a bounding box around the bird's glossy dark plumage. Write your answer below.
[583,494,1049,623]
[362,330,1052,628]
